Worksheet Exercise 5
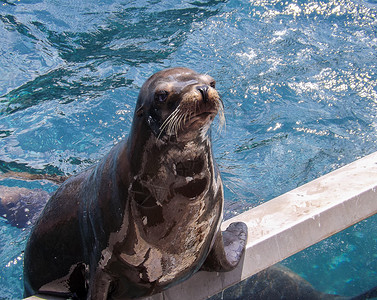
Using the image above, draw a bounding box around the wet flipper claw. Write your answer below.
[201,221,247,272]
[223,222,247,267]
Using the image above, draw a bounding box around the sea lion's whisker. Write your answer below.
[163,108,180,128]
[158,107,181,138]
[183,111,190,127]
[177,111,188,133]
[216,98,226,134]
[172,114,180,134]
[168,111,181,135]
[177,112,187,133]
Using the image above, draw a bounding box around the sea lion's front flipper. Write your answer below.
[201,222,247,272]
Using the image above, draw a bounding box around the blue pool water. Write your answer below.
[1,0,377,298]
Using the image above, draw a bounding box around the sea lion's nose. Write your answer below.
[196,85,209,103]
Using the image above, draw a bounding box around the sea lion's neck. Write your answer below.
[127,119,212,177]
[123,128,220,280]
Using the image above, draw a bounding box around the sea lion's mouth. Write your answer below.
[157,91,225,140]
[197,111,217,118]
[186,110,217,126]
[158,105,218,137]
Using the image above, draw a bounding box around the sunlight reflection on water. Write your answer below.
[1,0,377,298]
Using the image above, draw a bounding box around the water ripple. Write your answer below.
[1,0,377,297]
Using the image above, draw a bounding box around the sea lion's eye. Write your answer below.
[155,91,169,103]
[209,81,216,88]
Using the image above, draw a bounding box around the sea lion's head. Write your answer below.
[134,67,224,142]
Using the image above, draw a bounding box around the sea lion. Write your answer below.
[0,186,50,228]
[209,264,377,300]
[0,172,66,227]
[23,67,247,299]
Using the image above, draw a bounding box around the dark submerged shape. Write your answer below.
[0,186,50,228]
[23,68,247,299]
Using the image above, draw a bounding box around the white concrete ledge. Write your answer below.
[25,152,377,300]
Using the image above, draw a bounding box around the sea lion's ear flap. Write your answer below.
[136,106,144,117]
